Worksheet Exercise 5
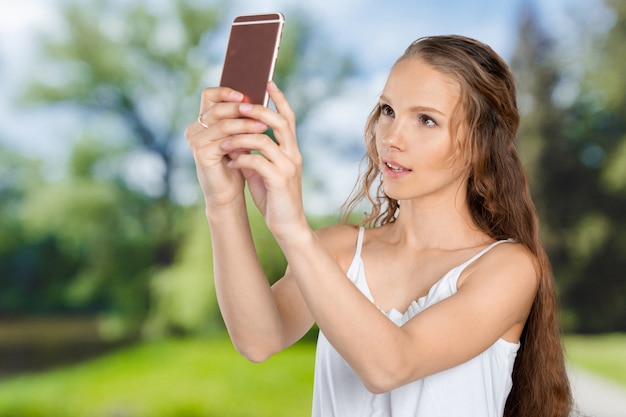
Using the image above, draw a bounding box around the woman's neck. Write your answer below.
[386,197,492,251]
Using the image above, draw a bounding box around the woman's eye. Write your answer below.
[418,114,437,127]
[380,104,395,118]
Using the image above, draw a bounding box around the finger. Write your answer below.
[237,100,298,156]
[224,133,302,182]
[227,151,296,184]
[267,81,296,128]
[221,133,282,163]
[187,111,268,143]
[199,87,245,116]
[196,100,250,133]
[185,88,243,138]
[226,149,251,162]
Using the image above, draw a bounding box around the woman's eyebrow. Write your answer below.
[409,105,447,116]
[379,94,447,116]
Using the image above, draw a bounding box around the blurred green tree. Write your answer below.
[12,0,229,337]
[8,0,354,337]
[0,146,71,313]
[511,1,626,332]
[557,0,626,332]
[17,137,181,334]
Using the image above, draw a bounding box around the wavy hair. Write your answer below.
[341,35,573,417]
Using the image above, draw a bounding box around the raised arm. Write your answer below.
[184,86,313,361]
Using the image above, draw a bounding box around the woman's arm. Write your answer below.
[281,230,537,392]
[185,86,313,361]
[207,202,314,362]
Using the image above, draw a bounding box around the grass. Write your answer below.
[1,333,624,417]
[563,333,626,387]
[0,336,316,417]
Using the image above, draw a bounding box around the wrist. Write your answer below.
[205,194,248,225]
[274,217,316,253]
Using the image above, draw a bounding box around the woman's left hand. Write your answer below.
[220,81,308,240]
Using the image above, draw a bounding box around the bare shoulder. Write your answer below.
[315,223,361,272]
[460,241,539,298]
[452,241,540,340]
[486,241,537,275]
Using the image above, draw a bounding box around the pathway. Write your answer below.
[568,366,626,417]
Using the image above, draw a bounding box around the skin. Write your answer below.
[184,58,538,394]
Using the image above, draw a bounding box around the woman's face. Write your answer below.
[375,58,468,205]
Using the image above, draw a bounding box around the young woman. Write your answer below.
[185,35,573,417]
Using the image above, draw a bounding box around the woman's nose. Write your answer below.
[381,121,404,149]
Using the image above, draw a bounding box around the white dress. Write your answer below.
[312,227,519,417]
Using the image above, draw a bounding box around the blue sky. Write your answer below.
[0,0,612,212]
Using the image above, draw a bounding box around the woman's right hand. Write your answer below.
[184,87,269,209]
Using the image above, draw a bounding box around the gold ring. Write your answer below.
[197,114,209,129]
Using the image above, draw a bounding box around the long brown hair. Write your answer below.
[342,35,573,417]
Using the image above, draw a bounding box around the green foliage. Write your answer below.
[247,193,288,284]
[144,207,217,338]
[564,333,626,387]
[5,0,231,331]
[29,0,222,100]
[0,147,60,313]
[511,3,626,332]
[15,138,174,328]
[551,0,626,331]
[584,0,626,111]
[0,337,316,417]
[2,0,355,339]
[25,0,227,204]
[601,137,626,192]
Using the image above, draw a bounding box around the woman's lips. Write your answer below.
[383,159,412,177]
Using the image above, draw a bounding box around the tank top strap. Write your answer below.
[354,226,365,258]
[459,238,514,271]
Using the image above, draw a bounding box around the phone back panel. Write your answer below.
[220,13,284,106]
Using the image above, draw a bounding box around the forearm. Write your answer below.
[206,197,286,361]
[276,229,414,391]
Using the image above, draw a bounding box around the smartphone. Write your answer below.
[219,13,285,107]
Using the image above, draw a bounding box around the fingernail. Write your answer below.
[220,139,231,149]
[240,103,253,112]
[231,91,244,100]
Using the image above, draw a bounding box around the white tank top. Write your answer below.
[312,227,519,417]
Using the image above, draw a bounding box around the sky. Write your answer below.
[0,0,613,213]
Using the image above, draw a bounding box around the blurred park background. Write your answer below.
[0,0,625,415]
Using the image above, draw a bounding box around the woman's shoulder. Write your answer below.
[490,240,536,268]
[315,223,362,272]
[461,240,539,289]
[315,223,361,250]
